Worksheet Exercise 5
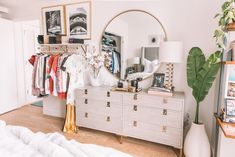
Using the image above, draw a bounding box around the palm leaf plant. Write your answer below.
[187,47,222,124]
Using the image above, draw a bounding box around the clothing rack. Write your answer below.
[37,44,88,56]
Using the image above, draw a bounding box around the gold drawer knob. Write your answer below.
[163,98,168,104]
[162,126,167,132]
[133,105,137,111]
[134,94,138,100]
[163,109,167,115]
[84,89,88,94]
[107,91,110,97]
[133,121,137,127]
[107,102,111,107]
[85,112,88,118]
[84,99,88,104]
[107,116,111,122]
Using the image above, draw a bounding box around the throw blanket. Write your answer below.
[0,121,132,157]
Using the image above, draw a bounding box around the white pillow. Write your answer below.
[143,59,152,73]
[151,59,159,73]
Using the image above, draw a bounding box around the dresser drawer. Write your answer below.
[76,88,122,103]
[123,120,182,148]
[123,93,183,111]
[77,111,122,134]
[76,98,122,118]
[123,105,182,128]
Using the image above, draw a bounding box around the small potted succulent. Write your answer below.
[214,0,235,49]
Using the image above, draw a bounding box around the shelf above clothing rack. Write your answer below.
[38,43,88,55]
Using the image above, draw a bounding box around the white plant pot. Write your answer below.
[184,122,210,157]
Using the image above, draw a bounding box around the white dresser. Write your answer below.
[75,86,184,153]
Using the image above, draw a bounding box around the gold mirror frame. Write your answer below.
[100,9,168,81]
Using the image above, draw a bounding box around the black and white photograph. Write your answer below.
[226,99,235,116]
[42,6,66,35]
[66,2,91,39]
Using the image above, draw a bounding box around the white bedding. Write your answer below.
[0,121,132,157]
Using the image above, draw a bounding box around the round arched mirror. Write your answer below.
[100,10,167,81]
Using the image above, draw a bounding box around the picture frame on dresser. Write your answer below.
[42,5,66,35]
[65,1,91,39]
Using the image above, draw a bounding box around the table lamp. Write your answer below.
[159,41,183,90]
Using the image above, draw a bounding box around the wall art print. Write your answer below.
[42,5,66,35]
[66,2,91,39]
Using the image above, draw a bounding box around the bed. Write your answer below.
[0,120,132,157]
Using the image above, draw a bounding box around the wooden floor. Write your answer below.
[0,105,179,157]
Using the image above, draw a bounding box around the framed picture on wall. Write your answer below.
[65,2,91,39]
[42,5,66,35]
[226,99,235,116]
[225,65,235,99]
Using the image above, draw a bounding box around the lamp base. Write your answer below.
[164,63,174,90]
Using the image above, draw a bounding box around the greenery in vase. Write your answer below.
[214,0,235,49]
[187,47,221,124]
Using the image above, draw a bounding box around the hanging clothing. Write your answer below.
[61,54,86,104]
[29,53,85,101]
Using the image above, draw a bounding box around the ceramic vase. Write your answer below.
[184,122,210,157]
[89,73,101,87]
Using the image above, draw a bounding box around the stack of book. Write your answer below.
[147,87,174,96]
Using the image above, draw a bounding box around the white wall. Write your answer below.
[3,0,224,146]
[0,18,18,114]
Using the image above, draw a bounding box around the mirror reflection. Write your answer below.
[101,10,166,80]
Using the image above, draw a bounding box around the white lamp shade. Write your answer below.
[159,41,183,63]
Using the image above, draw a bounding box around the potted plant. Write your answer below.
[184,47,222,157]
[214,0,235,49]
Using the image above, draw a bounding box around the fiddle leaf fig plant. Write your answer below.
[214,0,235,49]
[187,47,222,124]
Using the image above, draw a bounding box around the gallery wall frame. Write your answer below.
[224,65,235,99]
[65,1,92,39]
[226,99,235,116]
[41,5,66,35]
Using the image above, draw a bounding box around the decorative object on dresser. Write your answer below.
[100,9,167,81]
[85,45,106,86]
[75,86,185,157]
[184,47,222,157]
[148,87,173,97]
[65,1,91,39]
[214,0,235,49]
[41,5,66,35]
[159,41,183,90]
[152,73,165,88]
